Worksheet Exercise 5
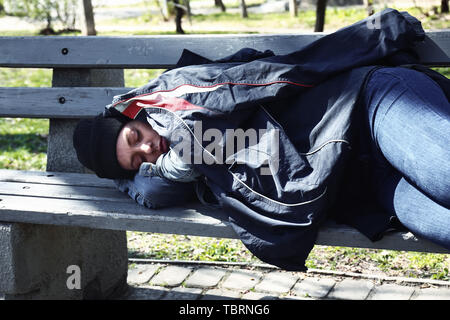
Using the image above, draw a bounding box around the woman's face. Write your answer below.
[116,120,169,171]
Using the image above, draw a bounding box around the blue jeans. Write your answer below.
[364,67,450,249]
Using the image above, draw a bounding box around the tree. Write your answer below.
[365,0,375,16]
[55,0,78,31]
[314,0,327,32]
[4,0,78,34]
[173,0,185,34]
[144,0,169,21]
[79,0,96,35]
[240,0,248,18]
[184,0,192,25]
[214,0,226,12]
[159,0,169,21]
[147,0,189,34]
[289,0,298,17]
[442,0,449,13]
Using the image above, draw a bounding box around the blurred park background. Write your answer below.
[0,0,448,280]
[0,0,448,35]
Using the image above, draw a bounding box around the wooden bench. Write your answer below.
[0,32,449,299]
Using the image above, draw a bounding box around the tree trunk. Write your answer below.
[289,0,298,17]
[215,0,226,12]
[241,0,248,18]
[80,0,96,36]
[160,0,169,21]
[184,0,192,25]
[442,0,449,13]
[314,0,327,32]
[365,0,375,16]
[46,13,52,30]
[174,0,185,34]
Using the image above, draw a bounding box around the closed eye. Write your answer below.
[135,129,141,143]
[128,128,141,146]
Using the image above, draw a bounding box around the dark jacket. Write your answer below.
[105,9,434,270]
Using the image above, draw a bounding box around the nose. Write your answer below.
[139,142,152,154]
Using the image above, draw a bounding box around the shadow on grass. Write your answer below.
[0,133,47,153]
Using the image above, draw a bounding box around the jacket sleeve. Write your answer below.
[114,173,196,209]
[138,150,202,183]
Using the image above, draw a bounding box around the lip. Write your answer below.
[160,137,169,153]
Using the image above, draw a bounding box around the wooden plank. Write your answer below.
[0,87,130,118]
[0,187,448,253]
[0,169,115,188]
[0,181,130,202]
[0,34,322,69]
[416,30,450,65]
[0,32,448,69]
[316,223,449,254]
[0,194,236,239]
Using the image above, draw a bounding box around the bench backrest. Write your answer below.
[1,32,449,173]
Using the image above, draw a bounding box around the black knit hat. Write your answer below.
[73,115,136,179]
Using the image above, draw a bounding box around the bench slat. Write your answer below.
[0,87,129,118]
[0,169,115,188]
[0,181,130,202]
[0,32,449,68]
[0,171,448,254]
[0,193,447,253]
[0,194,236,239]
[316,225,449,254]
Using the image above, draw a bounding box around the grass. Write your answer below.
[0,4,449,280]
[434,67,450,78]
[127,233,258,263]
[0,118,48,170]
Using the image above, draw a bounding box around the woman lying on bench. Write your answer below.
[72,8,449,271]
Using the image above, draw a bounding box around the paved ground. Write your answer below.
[121,260,450,300]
